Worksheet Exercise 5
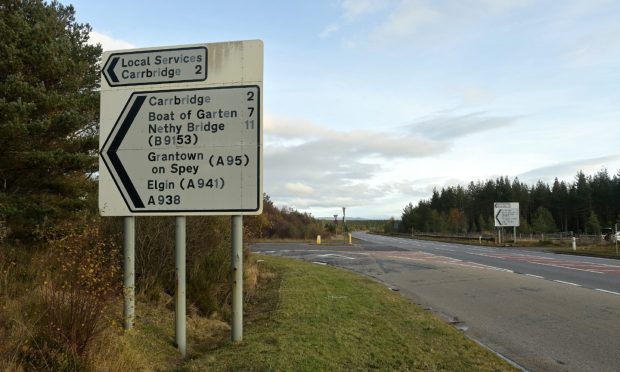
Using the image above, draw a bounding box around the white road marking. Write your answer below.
[595,289,620,296]
[525,274,544,279]
[312,261,327,265]
[474,263,514,273]
[553,280,581,287]
[316,253,355,260]
[435,248,456,252]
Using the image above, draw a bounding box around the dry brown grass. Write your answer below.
[1,214,265,370]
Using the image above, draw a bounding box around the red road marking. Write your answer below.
[370,250,620,276]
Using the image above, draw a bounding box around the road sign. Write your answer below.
[100,85,260,213]
[99,40,263,216]
[102,46,207,87]
[494,202,519,227]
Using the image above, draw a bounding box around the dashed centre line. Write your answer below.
[469,252,620,276]
[525,274,544,279]
[553,280,581,287]
[595,289,620,296]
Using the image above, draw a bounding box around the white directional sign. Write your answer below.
[494,202,520,227]
[99,40,263,216]
[102,46,207,87]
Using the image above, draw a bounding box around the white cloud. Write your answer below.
[372,0,440,41]
[407,112,518,140]
[368,0,534,45]
[340,0,386,21]
[285,182,315,195]
[263,113,449,214]
[320,23,340,38]
[265,113,446,158]
[89,31,135,51]
[517,155,620,184]
[460,86,496,105]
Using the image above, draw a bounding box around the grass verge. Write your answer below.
[186,255,515,371]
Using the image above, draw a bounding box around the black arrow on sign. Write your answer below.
[495,209,503,226]
[106,95,146,208]
[106,56,120,83]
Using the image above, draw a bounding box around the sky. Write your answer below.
[71,0,620,219]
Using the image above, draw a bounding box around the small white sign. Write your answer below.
[102,46,207,87]
[494,202,519,227]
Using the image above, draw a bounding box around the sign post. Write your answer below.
[99,40,263,355]
[231,215,243,342]
[175,216,187,355]
[123,217,135,330]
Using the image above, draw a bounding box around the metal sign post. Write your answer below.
[175,217,187,356]
[614,224,618,256]
[514,226,517,243]
[99,40,263,356]
[123,217,135,330]
[231,215,243,342]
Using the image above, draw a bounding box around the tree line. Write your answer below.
[245,194,329,240]
[400,170,620,235]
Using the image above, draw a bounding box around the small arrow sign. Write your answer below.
[496,209,507,226]
[105,95,147,208]
[102,46,207,87]
[106,57,119,83]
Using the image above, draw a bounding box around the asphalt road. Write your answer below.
[252,232,620,372]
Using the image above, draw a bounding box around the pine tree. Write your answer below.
[0,0,101,238]
[585,211,601,236]
[531,206,558,234]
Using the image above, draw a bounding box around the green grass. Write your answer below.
[185,255,515,371]
[542,244,620,259]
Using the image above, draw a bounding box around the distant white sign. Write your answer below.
[494,202,520,227]
[99,40,263,216]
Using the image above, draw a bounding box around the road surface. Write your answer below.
[252,232,620,372]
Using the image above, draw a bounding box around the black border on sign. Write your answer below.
[102,46,208,87]
[100,85,261,214]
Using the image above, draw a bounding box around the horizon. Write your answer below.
[70,0,620,218]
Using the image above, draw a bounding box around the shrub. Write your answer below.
[17,217,122,369]
[104,216,258,318]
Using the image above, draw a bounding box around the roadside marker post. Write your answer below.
[99,40,263,356]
